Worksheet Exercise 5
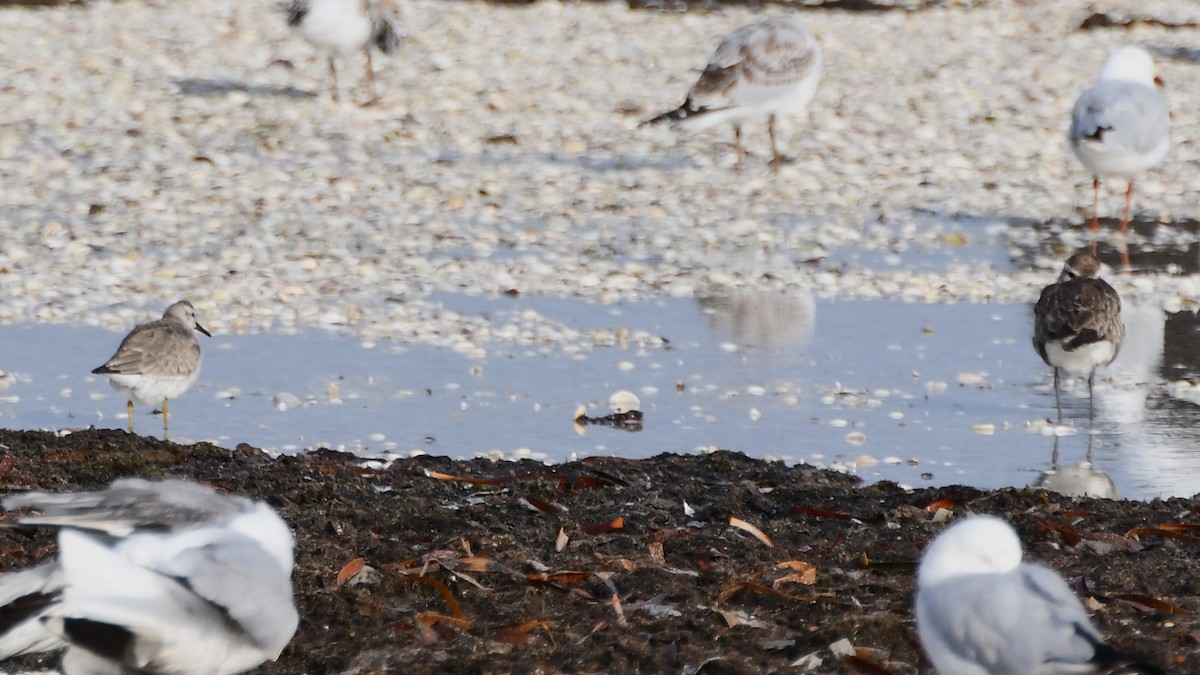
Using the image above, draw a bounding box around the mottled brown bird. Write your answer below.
[1033,252,1125,423]
[644,16,822,171]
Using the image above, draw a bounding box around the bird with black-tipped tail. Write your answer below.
[1069,46,1170,234]
[0,478,299,675]
[643,16,821,171]
[916,515,1165,675]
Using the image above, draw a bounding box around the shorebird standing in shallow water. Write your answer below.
[1069,46,1170,234]
[917,515,1164,675]
[287,0,401,105]
[1033,252,1125,424]
[92,300,210,438]
[644,16,822,171]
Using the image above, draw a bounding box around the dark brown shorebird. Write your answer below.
[1032,252,1125,424]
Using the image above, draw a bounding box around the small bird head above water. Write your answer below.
[1058,251,1103,282]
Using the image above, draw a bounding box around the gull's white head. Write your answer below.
[1099,46,1158,87]
[917,515,1024,587]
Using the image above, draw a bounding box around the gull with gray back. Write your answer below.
[916,515,1163,675]
[0,478,299,675]
[1069,46,1169,234]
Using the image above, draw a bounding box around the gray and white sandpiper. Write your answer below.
[1069,46,1170,234]
[644,16,822,171]
[1032,252,1125,424]
[287,0,402,105]
[92,300,211,438]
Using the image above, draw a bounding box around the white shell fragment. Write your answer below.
[956,372,989,387]
[971,423,996,436]
[609,390,641,414]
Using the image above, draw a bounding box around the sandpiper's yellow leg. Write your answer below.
[162,399,170,440]
[126,399,134,434]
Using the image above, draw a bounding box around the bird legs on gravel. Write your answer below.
[732,115,785,172]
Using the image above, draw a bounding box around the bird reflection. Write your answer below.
[573,410,643,434]
[697,290,816,352]
[1034,435,1119,499]
[1094,299,1163,430]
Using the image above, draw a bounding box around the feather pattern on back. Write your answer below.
[645,16,821,131]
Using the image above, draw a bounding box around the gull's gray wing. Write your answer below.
[159,538,300,656]
[1070,80,1169,156]
[0,563,64,658]
[5,478,247,537]
[918,564,1101,674]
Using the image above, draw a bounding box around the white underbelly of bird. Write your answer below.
[1073,134,1169,178]
[104,366,202,408]
[676,75,821,134]
[1042,339,1115,378]
[297,2,372,55]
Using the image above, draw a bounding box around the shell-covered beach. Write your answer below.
[2,0,1200,349]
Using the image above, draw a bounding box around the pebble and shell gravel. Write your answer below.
[1,0,1200,357]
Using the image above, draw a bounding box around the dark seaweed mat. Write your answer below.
[0,428,1195,674]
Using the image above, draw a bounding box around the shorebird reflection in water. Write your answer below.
[1032,252,1125,424]
[1035,436,1118,499]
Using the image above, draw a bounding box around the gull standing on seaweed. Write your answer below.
[91,300,211,438]
[1069,46,1170,234]
[1032,251,1124,425]
[287,0,402,105]
[644,16,822,171]
[0,478,299,675]
[916,515,1164,675]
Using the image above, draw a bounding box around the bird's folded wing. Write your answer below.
[5,479,241,536]
[160,540,299,656]
[0,564,65,658]
[1072,81,1167,154]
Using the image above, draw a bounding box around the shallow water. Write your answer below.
[2,293,1199,500]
